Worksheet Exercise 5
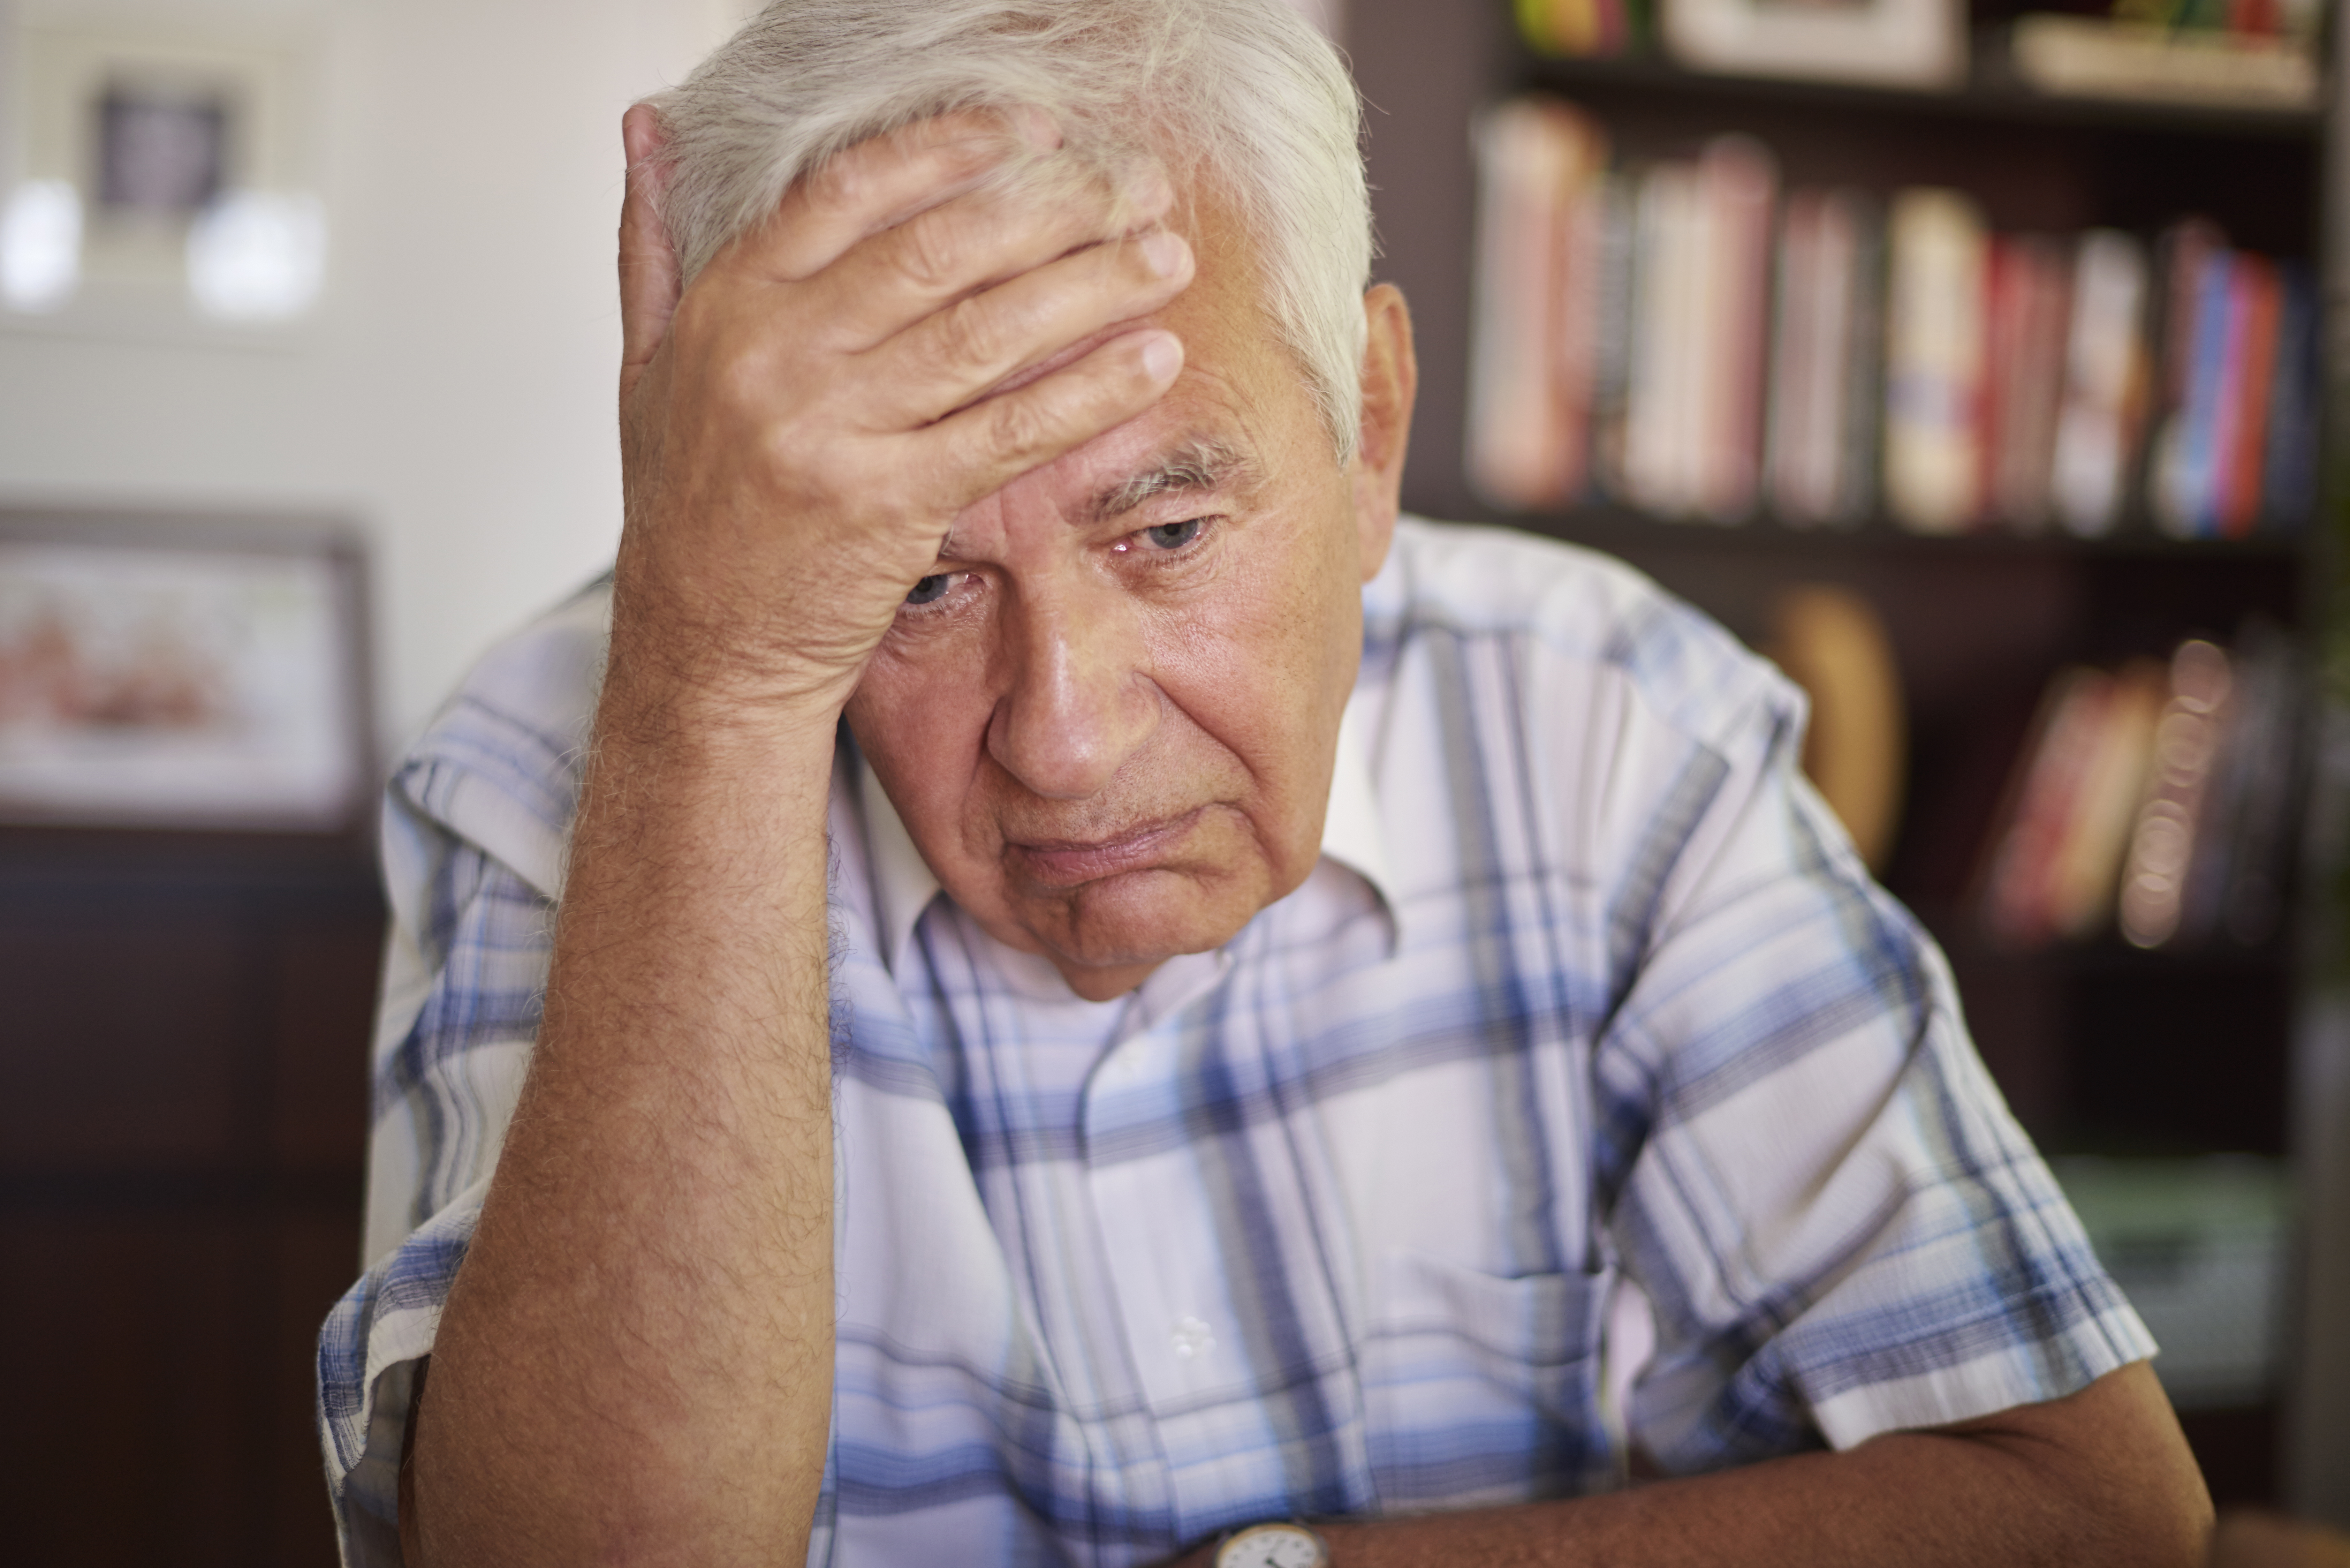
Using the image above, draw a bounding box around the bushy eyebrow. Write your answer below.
[1085,437,1251,524]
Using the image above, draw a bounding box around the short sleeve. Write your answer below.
[313,587,606,1565]
[1587,647,2156,1473]
[317,771,554,1563]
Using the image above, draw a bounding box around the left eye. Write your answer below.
[1144,519,1202,550]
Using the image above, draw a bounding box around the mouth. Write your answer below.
[1007,807,1206,888]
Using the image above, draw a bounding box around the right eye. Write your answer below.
[904,574,951,606]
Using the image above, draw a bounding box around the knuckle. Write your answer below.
[934,297,1006,374]
[985,391,1053,461]
[758,419,821,479]
[804,154,871,217]
[894,212,967,292]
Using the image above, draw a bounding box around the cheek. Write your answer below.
[1143,532,1358,793]
[846,652,994,823]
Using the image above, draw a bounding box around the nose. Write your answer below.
[986,577,1159,800]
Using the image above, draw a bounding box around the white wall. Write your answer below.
[0,0,754,748]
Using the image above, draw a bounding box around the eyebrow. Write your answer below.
[1084,437,1252,524]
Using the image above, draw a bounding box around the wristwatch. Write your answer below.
[1213,1521,1331,1568]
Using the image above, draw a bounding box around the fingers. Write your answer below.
[619,104,680,376]
[808,159,1175,355]
[928,328,1185,507]
[860,226,1194,427]
[747,108,1061,284]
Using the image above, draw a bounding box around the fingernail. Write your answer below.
[1140,229,1188,278]
[1141,333,1181,381]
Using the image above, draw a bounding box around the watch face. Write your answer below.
[1218,1523,1326,1568]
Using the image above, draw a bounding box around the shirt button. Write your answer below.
[1169,1315,1216,1361]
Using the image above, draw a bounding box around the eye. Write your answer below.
[1144,518,1202,550]
[903,573,951,606]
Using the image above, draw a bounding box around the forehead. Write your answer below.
[972,191,1317,520]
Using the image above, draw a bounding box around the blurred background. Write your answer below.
[0,0,2344,1561]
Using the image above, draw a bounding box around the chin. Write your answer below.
[1030,866,1268,971]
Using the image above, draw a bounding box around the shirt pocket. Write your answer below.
[1358,1249,1616,1507]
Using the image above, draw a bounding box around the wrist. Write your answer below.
[602,605,862,744]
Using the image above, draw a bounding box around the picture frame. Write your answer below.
[1659,0,1966,90]
[0,4,327,339]
[0,507,372,832]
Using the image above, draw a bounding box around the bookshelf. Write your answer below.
[1347,0,2333,1504]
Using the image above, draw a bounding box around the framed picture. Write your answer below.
[0,8,327,334]
[0,508,371,831]
[1659,0,1965,89]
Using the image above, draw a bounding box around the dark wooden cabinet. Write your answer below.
[0,829,382,1566]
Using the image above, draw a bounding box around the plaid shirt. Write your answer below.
[320,519,2152,1566]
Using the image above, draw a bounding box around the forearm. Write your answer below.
[1223,1365,2208,1568]
[408,638,842,1567]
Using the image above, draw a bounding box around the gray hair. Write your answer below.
[646,0,1373,460]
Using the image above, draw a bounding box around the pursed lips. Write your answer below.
[1005,806,1209,887]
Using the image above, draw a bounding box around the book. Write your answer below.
[2183,621,2300,945]
[1466,98,1610,511]
[2045,658,2166,939]
[1622,137,1778,523]
[1984,234,2072,531]
[2147,219,2228,537]
[1767,189,1875,527]
[1625,159,1704,516]
[2118,638,2233,949]
[2259,263,2319,531]
[1981,659,2165,944]
[1694,134,1777,523]
[1982,668,2112,943]
[1518,0,1640,58]
[2219,253,2282,537]
[2051,230,2152,538]
[1884,188,1989,533]
[2009,16,2319,110]
[1461,102,2318,540]
[1589,173,1639,500]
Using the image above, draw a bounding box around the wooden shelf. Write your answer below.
[1459,500,2314,567]
[1521,50,2325,141]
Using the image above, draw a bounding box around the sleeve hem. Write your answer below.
[1809,1302,2160,1449]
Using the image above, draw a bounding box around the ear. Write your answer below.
[1349,283,1417,583]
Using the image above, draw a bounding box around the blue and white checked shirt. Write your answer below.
[320,519,2153,1566]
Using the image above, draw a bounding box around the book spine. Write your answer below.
[1884,188,1989,533]
[1839,195,1887,526]
[1983,667,2114,945]
[2047,659,2165,940]
[1626,161,1702,516]
[1696,135,1776,524]
[2146,219,2227,535]
[1466,99,1607,511]
[2259,263,2318,531]
[2008,237,2073,531]
[2052,229,2150,538]
[2222,254,2282,537]
[1764,191,1822,523]
[2119,639,2234,949]
[1589,173,1637,501]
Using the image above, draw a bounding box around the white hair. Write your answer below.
[646,0,1373,460]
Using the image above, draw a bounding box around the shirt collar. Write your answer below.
[856,690,1402,981]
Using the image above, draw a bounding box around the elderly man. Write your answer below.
[321,1,2210,1563]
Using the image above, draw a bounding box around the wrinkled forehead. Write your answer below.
[944,408,1262,559]
[943,190,1313,547]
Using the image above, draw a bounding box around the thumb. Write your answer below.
[619,103,680,378]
